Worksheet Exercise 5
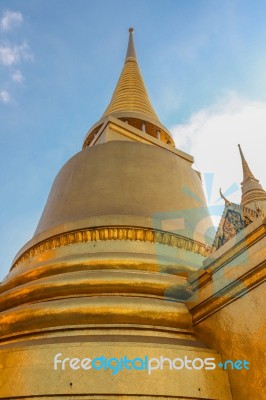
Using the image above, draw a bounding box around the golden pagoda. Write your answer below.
[0,29,265,400]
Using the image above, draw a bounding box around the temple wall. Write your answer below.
[189,218,266,400]
[193,282,265,400]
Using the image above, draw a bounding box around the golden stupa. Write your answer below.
[0,29,265,400]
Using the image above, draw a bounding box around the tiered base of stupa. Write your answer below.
[0,237,231,399]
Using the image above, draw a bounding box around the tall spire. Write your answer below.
[102,28,159,122]
[238,144,256,181]
[83,29,174,148]
[238,144,266,208]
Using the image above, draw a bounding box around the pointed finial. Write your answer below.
[219,188,231,205]
[126,27,137,61]
[238,144,256,181]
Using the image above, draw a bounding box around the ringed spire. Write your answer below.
[238,144,256,181]
[102,28,159,121]
[83,29,174,148]
[238,144,266,208]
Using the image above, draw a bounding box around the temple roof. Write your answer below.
[212,146,266,251]
[212,198,259,251]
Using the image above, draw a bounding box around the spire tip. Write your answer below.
[126,27,137,60]
[238,144,244,158]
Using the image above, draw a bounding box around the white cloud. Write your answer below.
[0,10,23,31]
[12,69,24,83]
[0,42,33,66]
[171,93,266,206]
[0,90,10,103]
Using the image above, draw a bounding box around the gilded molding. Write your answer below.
[190,261,266,325]
[12,226,210,269]
[0,296,192,339]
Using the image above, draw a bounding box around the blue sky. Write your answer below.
[1,0,266,279]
